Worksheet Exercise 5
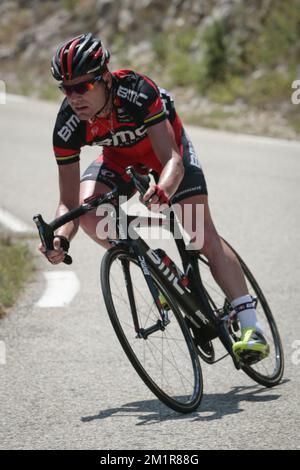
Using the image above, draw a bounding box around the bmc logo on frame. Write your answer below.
[291,80,300,104]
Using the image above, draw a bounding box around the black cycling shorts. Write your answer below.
[80,129,208,204]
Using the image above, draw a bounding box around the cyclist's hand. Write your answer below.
[38,237,67,265]
[142,184,170,212]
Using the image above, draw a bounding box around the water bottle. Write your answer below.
[153,249,190,288]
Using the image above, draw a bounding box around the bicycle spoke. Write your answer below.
[146,335,194,386]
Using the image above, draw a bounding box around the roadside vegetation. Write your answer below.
[1,0,299,138]
[0,232,35,318]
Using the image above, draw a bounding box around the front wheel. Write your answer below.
[101,245,203,413]
[197,239,284,387]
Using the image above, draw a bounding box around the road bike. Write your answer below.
[34,166,284,413]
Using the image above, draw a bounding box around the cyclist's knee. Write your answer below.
[200,229,221,258]
[80,211,116,243]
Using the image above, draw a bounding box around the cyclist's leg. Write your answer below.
[79,155,134,249]
[79,179,113,249]
[171,127,248,301]
[175,193,248,301]
[171,130,269,359]
[174,193,269,359]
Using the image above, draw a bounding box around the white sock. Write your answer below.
[231,294,262,333]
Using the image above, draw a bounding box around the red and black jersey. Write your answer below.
[53,69,184,174]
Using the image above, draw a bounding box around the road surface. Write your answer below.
[0,95,300,449]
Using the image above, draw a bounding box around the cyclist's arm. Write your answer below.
[39,161,80,264]
[55,161,80,241]
[146,119,184,202]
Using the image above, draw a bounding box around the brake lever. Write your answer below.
[33,214,72,265]
[126,166,150,197]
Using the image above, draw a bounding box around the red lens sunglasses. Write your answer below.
[59,75,102,96]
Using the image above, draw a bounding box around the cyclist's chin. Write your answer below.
[73,105,93,120]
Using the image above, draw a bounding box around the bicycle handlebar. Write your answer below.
[33,166,149,265]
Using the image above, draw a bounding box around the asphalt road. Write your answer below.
[0,95,300,450]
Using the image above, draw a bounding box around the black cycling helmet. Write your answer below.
[51,33,110,81]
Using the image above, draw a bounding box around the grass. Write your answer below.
[0,233,36,318]
[207,71,295,107]
[289,115,300,134]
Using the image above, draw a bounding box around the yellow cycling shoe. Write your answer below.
[233,327,270,364]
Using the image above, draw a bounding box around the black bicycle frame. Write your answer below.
[115,204,219,342]
[114,203,241,367]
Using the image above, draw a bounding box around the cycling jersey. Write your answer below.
[53,69,208,202]
[54,69,185,172]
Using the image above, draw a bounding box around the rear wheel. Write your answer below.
[101,245,203,413]
[197,239,284,387]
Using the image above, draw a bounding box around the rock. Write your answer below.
[118,8,134,32]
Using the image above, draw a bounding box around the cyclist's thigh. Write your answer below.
[171,128,208,206]
[80,155,135,202]
[175,193,220,251]
[170,130,217,248]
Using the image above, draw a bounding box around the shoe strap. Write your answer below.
[234,301,255,313]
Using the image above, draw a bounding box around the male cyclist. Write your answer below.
[39,33,269,362]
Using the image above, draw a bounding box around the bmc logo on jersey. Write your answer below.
[117,85,148,107]
[58,114,80,142]
[92,125,147,147]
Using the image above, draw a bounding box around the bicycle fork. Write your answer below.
[119,251,170,340]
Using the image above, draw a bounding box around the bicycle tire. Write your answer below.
[101,245,203,413]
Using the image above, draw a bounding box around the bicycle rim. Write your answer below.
[101,246,203,413]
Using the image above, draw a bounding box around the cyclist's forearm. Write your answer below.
[54,203,80,241]
[158,154,184,197]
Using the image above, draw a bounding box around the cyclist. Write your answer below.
[39,33,269,362]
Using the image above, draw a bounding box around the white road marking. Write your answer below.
[0,207,32,233]
[6,93,27,103]
[35,271,80,308]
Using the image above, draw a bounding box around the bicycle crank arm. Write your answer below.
[217,321,242,370]
[137,319,169,340]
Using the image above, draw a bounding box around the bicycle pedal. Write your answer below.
[238,350,266,366]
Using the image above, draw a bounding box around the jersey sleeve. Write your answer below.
[116,71,167,128]
[52,99,84,165]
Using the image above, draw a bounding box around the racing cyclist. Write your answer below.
[39,33,269,362]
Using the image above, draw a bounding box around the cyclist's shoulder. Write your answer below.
[113,69,161,100]
[112,69,166,125]
[53,98,85,147]
[55,98,80,124]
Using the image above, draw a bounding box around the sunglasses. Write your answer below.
[59,75,103,96]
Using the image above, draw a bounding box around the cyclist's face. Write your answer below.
[63,72,109,120]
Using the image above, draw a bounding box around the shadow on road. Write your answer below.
[81,383,283,425]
